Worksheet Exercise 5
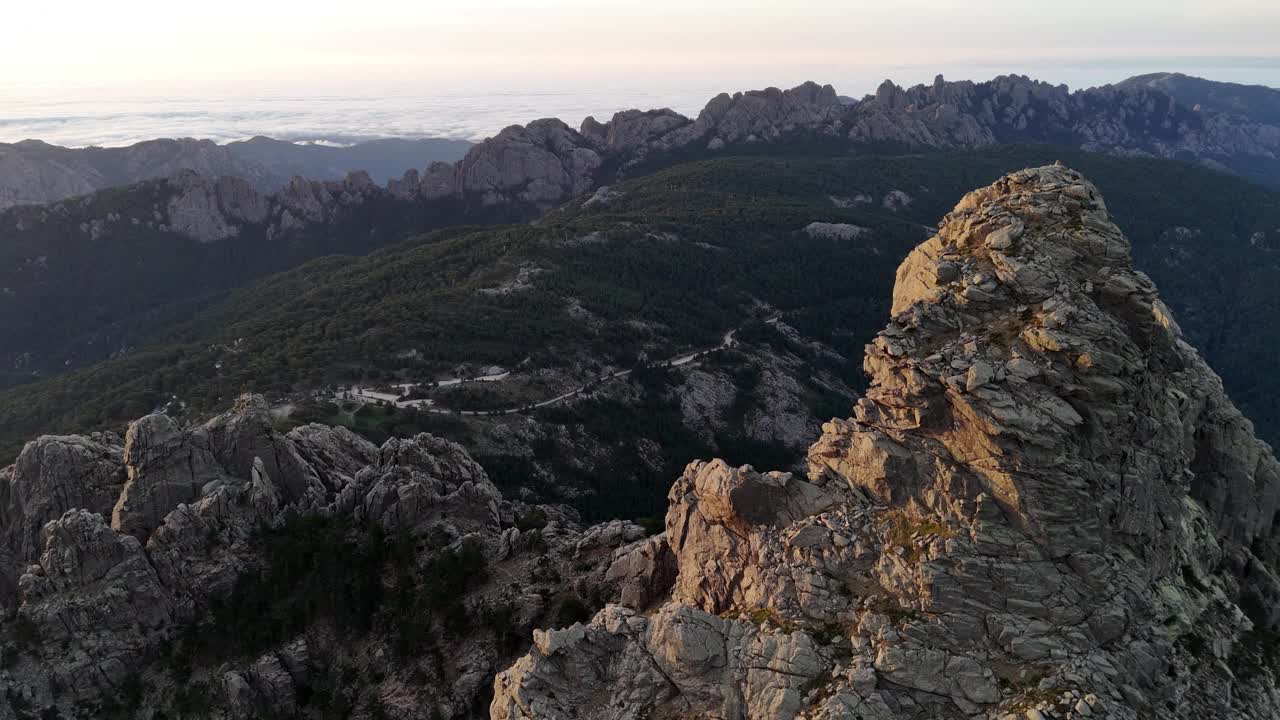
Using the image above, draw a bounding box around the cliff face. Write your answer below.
[491,166,1280,719]
[0,396,648,718]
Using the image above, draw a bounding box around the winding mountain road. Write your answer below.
[335,321,771,417]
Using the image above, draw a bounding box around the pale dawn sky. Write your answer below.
[3,0,1278,96]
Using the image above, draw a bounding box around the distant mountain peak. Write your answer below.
[1115,71,1280,123]
[0,135,473,210]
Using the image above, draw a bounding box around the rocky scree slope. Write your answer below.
[0,395,649,719]
[491,166,1280,719]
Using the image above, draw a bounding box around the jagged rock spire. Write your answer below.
[492,166,1280,720]
[822,164,1278,551]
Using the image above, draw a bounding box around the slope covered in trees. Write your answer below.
[3,144,1279,468]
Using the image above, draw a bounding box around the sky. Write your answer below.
[3,0,1278,96]
[1,0,1277,147]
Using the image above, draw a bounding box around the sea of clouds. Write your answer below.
[4,60,1274,149]
[0,88,720,148]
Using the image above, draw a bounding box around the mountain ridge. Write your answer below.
[420,71,1280,209]
[5,71,1280,216]
[0,136,473,210]
[1115,72,1280,125]
[0,166,532,382]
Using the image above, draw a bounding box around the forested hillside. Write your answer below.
[3,144,1279,515]
[0,174,531,383]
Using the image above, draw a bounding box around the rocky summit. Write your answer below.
[490,166,1280,720]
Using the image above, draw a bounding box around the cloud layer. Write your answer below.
[3,58,1275,148]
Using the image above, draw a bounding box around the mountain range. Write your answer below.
[4,73,1280,385]
[379,72,1280,209]
[0,136,473,210]
[3,72,1279,218]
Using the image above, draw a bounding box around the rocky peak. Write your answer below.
[445,81,846,206]
[867,163,1278,545]
[453,119,602,206]
[164,170,271,242]
[0,432,124,605]
[874,78,907,109]
[110,396,327,541]
[583,108,692,154]
[693,81,843,147]
[492,166,1280,719]
[0,396,649,716]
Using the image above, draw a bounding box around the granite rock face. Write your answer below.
[110,396,325,541]
[455,119,603,206]
[441,82,843,206]
[165,171,271,242]
[433,83,842,207]
[0,432,124,604]
[491,166,1280,720]
[0,396,646,719]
